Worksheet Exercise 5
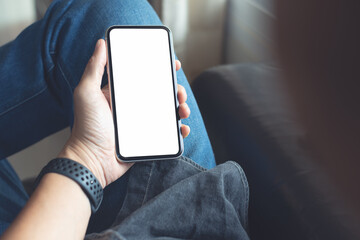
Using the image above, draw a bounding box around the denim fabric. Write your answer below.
[0,0,217,235]
[0,159,29,234]
[0,0,215,169]
[86,157,249,240]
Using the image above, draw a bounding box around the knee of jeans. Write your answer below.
[47,0,161,28]
[43,0,163,89]
[94,0,162,26]
[79,0,162,26]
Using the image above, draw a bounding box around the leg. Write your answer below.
[0,159,29,236]
[42,0,215,169]
[0,0,215,233]
[0,0,215,169]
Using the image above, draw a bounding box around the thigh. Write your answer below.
[0,0,215,169]
[0,159,29,236]
[176,69,216,169]
[45,0,215,168]
[0,0,215,234]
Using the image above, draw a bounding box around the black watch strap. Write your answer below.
[34,158,103,213]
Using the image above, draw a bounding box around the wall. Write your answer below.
[162,0,227,81]
[224,0,275,63]
[0,0,35,45]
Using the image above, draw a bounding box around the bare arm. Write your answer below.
[1,173,90,239]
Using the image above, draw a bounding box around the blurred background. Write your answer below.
[2,0,360,239]
[1,0,275,180]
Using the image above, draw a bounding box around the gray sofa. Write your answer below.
[192,63,358,239]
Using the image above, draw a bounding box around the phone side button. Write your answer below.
[176,106,180,120]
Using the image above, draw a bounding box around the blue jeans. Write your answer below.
[0,0,216,235]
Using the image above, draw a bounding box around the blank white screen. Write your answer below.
[109,28,180,158]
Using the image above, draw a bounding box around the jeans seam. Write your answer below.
[228,161,249,230]
[179,156,208,172]
[0,63,55,117]
[0,87,47,117]
[53,53,74,94]
[141,161,155,206]
[85,229,125,240]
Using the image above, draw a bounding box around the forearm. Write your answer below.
[1,173,91,240]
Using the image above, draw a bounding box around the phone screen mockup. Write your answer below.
[106,26,183,162]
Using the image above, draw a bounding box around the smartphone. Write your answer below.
[106,26,183,162]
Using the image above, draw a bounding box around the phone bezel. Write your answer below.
[106,25,184,162]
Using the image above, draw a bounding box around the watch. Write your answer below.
[34,158,103,213]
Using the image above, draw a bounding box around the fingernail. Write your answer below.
[96,39,101,48]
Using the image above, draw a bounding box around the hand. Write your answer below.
[59,39,191,188]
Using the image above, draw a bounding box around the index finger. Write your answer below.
[175,60,181,71]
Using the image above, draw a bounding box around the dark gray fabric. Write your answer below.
[86,157,249,240]
[192,63,359,239]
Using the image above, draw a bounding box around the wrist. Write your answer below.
[40,172,91,214]
[59,138,106,188]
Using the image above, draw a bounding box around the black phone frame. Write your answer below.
[106,25,184,162]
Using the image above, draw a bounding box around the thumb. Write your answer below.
[82,39,107,86]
